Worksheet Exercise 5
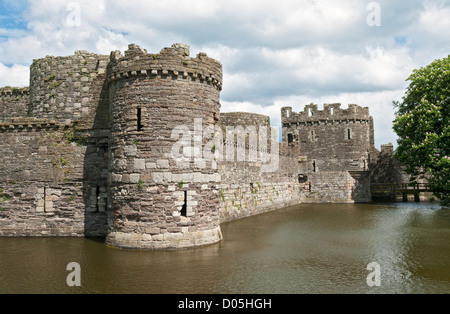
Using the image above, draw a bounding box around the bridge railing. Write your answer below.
[371,183,430,192]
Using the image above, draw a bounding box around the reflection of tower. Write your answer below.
[281,103,374,173]
[106,44,224,249]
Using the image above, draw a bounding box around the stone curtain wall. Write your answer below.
[0,119,108,237]
[0,49,112,238]
[218,112,303,222]
[301,171,371,203]
[219,112,271,129]
[0,48,112,237]
[370,143,409,184]
[218,152,303,222]
[0,87,30,120]
[370,143,413,201]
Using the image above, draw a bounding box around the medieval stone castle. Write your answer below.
[0,43,403,250]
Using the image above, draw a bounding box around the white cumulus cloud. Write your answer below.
[0,0,449,148]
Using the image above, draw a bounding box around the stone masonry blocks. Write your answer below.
[0,42,378,250]
[106,43,223,249]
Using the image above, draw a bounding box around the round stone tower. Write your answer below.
[106,43,223,249]
[29,51,109,122]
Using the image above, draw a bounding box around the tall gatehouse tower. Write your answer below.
[281,103,375,202]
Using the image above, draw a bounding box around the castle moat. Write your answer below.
[1,202,449,294]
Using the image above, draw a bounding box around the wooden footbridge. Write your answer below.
[371,183,432,202]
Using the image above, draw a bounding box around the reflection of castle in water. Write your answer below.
[0,43,402,250]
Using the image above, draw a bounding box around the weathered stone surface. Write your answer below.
[281,104,376,203]
[0,42,396,250]
[0,87,30,118]
[106,43,223,249]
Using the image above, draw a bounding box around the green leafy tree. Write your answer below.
[392,56,450,206]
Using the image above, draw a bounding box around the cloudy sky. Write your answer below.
[1,0,449,149]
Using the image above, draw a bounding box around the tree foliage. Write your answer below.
[392,56,450,206]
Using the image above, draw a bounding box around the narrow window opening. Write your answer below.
[286,110,290,118]
[347,128,351,140]
[180,191,187,217]
[310,130,315,142]
[137,108,143,132]
[288,133,293,144]
[308,108,312,117]
[96,186,100,211]
[330,108,334,115]
[95,60,100,71]
[313,161,316,173]
[43,187,47,212]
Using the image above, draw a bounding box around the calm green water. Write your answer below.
[0,202,449,294]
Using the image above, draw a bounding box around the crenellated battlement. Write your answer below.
[0,87,30,119]
[0,86,30,112]
[0,86,30,96]
[282,103,371,125]
[107,43,223,90]
[282,102,374,176]
[0,117,67,132]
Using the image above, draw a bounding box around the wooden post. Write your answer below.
[414,193,420,202]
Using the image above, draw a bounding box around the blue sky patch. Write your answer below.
[0,0,28,30]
